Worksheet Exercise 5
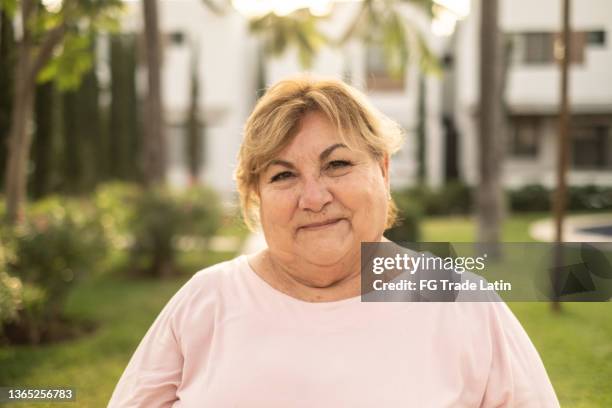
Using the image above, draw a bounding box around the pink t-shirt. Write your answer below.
[108,255,560,407]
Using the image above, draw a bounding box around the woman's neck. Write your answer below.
[252,248,363,303]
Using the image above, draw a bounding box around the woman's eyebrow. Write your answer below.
[320,143,348,161]
[267,159,295,170]
[267,143,349,171]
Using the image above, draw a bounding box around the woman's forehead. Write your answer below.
[276,113,364,157]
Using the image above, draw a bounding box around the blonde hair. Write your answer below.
[234,75,404,231]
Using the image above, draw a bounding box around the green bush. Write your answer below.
[428,182,473,215]
[567,185,612,211]
[0,220,18,328]
[0,261,46,344]
[508,184,612,212]
[0,270,22,326]
[93,182,141,249]
[7,196,107,319]
[508,184,551,212]
[128,185,223,277]
[384,192,422,243]
[402,182,473,216]
[0,278,47,344]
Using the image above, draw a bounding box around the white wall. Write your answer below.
[455,0,612,187]
[459,0,612,109]
[123,0,256,197]
[504,0,612,108]
[122,0,449,194]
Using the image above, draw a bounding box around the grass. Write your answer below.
[0,276,190,407]
[0,212,610,407]
[420,211,547,242]
[0,250,234,408]
[510,302,612,407]
[422,212,612,407]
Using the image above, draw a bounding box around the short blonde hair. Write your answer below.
[234,75,404,231]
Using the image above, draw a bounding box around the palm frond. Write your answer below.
[201,0,228,15]
[341,0,439,76]
[248,9,327,68]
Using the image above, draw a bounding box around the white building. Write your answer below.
[454,0,612,188]
[118,0,447,200]
[118,0,612,199]
[119,0,258,200]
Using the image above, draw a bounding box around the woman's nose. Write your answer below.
[298,177,333,212]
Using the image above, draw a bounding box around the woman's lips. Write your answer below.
[299,218,344,231]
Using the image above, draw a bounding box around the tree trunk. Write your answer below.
[5,0,36,224]
[4,77,35,224]
[142,0,166,186]
[551,0,572,313]
[4,0,65,224]
[476,0,504,252]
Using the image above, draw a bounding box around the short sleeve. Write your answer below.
[480,302,560,408]
[107,281,192,408]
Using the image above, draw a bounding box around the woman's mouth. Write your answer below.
[299,218,344,231]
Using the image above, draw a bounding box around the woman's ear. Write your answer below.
[379,154,390,187]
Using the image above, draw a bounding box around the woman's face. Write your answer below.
[257,111,390,271]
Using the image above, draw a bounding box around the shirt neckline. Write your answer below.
[239,254,363,309]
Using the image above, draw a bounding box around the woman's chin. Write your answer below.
[296,242,353,266]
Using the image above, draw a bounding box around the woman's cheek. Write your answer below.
[265,189,297,222]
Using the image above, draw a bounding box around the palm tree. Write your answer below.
[141,0,165,186]
[247,0,437,79]
[477,0,504,252]
[140,0,225,187]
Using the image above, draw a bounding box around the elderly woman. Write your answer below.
[108,76,559,407]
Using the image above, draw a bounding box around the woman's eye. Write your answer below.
[270,171,294,183]
[327,160,353,170]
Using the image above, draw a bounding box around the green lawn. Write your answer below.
[420,212,546,242]
[422,213,612,407]
[0,275,190,407]
[0,213,610,407]
[0,250,232,408]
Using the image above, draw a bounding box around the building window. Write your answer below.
[526,33,555,64]
[167,31,185,46]
[572,125,611,169]
[509,31,586,65]
[365,45,405,92]
[509,117,541,158]
[586,30,606,46]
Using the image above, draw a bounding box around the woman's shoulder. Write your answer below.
[190,255,245,283]
[178,255,248,300]
[161,255,249,321]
